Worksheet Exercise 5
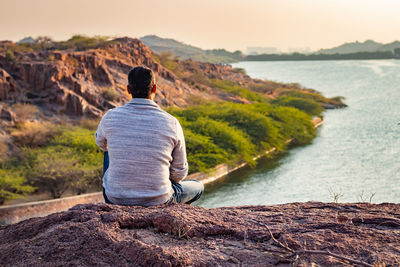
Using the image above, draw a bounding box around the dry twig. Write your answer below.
[262,223,373,267]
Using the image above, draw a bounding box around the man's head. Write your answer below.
[127,66,157,99]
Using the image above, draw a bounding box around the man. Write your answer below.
[95,66,203,206]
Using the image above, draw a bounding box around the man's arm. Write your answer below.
[169,119,188,183]
[95,114,108,152]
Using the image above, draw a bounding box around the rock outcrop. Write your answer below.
[1,202,398,266]
[0,38,254,118]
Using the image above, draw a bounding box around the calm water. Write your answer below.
[196,60,400,207]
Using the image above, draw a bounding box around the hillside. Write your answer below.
[140,35,243,63]
[0,35,344,205]
[1,202,398,266]
[317,39,400,54]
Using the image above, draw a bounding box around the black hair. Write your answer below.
[127,66,155,98]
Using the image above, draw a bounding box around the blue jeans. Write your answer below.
[102,152,204,205]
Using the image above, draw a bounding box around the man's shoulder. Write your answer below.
[157,109,179,123]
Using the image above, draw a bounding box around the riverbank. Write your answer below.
[0,118,324,225]
[1,202,398,266]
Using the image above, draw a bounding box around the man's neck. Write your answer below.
[131,97,154,101]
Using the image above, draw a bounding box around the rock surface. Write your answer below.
[0,38,260,118]
[1,202,399,266]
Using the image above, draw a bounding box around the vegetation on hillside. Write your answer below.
[0,90,323,203]
[0,35,346,204]
[168,102,315,173]
[0,122,103,204]
[0,35,116,54]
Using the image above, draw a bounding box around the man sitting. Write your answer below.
[95,66,204,206]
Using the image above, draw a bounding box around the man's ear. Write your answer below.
[127,85,132,95]
[152,84,157,94]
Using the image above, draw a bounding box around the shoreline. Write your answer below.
[0,118,323,225]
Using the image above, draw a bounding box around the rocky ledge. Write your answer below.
[0,202,399,266]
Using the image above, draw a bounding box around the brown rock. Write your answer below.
[0,103,16,126]
[0,68,23,102]
[1,202,399,266]
[0,38,207,117]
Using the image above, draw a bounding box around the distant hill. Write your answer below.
[318,40,400,54]
[16,36,35,44]
[140,35,243,63]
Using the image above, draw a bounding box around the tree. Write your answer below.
[35,36,54,50]
[0,169,35,205]
[29,149,84,198]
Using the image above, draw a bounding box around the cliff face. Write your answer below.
[0,202,398,266]
[0,38,257,118]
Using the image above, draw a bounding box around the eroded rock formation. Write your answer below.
[0,37,267,120]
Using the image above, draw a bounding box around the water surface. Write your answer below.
[196,60,400,207]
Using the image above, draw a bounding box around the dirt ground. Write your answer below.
[1,202,399,266]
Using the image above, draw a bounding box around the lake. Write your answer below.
[196,60,400,208]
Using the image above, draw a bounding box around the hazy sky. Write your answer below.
[1,0,399,52]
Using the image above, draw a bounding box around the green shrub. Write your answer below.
[24,126,103,198]
[210,79,264,102]
[49,127,103,165]
[5,50,15,62]
[169,100,318,172]
[0,168,35,204]
[11,122,61,148]
[57,35,113,51]
[183,118,256,165]
[269,106,316,145]
[0,135,9,164]
[234,67,247,75]
[275,96,324,117]
[101,87,119,102]
[208,104,281,150]
[184,129,228,173]
[158,52,178,71]
[27,148,83,198]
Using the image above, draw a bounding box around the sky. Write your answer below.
[0,0,399,52]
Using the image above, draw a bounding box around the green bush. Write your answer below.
[269,106,316,145]
[184,129,228,173]
[184,118,256,163]
[5,50,15,61]
[10,122,61,148]
[207,104,281,150]
[169,100,318,172]
[0,168,35,204]
[55,35,113,51]
[274,96,324,117]
[210,79,264,102]
[101,87,119,102]
[5,126,103,199]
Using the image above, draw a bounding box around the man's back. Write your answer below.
[95,98,188,206]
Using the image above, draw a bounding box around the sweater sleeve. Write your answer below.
[169,119,188,183]
[95,113,108,152]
